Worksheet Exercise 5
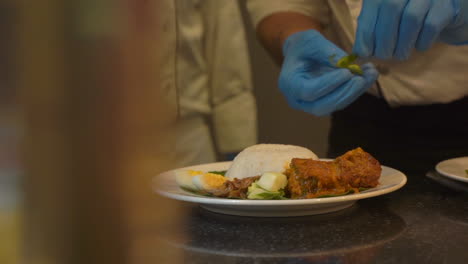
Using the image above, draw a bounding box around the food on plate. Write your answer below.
[225,144,318,180]
[210,176,260,199]
[183,171,288,199]
[208,170,227,176]
[192,172,228,192]
[247,172,288,200]
[256,172,288,192]
[247,183,286,200]
[175,170,203,191]
[465,169,468,176]
[174,144,382,200]
[286,148,381,198]
[175,170,227,193]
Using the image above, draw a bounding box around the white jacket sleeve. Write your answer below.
[246,0,330,28]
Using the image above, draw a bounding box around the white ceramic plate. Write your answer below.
[436,157,468,183]
[153,161,407,217]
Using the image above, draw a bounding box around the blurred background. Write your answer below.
[0,0,329,263]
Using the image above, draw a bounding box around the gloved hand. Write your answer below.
[280,30,379,117]
[354,0,468,60]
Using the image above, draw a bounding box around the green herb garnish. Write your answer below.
[337,54,358,68]
[335,54,363,75]
[257,190,288,200]
[247,183,288,200]
[347,64,364,75]
[208,170,227,176]
[465,169,468,176]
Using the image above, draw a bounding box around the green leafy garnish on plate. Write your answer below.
[208,170,227,176]
[465,169,468,176]
[256,190,288,200]
[208,171,227,176]
[247,183,288,200]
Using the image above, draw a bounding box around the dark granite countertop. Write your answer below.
[160,173,468,264]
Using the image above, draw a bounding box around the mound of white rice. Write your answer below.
[225,144,318,179]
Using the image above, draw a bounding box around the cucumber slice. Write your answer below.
[256,172,288,192]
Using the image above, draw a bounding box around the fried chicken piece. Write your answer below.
[209,176,261,199]
[286,147,381,199]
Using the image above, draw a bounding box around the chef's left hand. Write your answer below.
[353,0,468,60]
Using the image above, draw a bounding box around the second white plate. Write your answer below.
[436,157,468,183]
[153,161,407,217]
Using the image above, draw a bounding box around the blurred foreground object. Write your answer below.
[0,1,21,263]
[18,0,181,263]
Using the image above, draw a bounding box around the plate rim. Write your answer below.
[435,156,468,183]
[153,161,407,206]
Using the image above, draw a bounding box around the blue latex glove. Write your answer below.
[354,0,468,60]
[280,30,379,117]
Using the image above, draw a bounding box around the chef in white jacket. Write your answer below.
[159,0,257,167]
[247,0,468,174]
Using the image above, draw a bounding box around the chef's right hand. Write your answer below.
[279,30,379,117]
[353,0,468,60]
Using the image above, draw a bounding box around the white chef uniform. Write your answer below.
[247,0,468,107]
[159,0,257,167]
